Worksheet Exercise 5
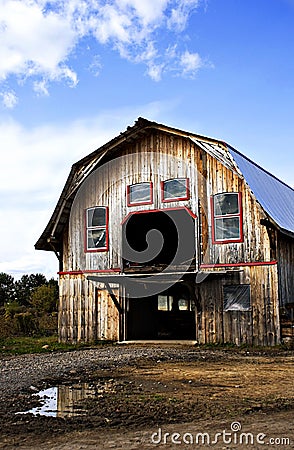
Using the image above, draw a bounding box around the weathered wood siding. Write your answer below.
[59,275,119,342]
[65,134,200,272]
[277,234,294,343]
[64,131,272,273]
[277,234,294,306]
[201,151,271,265]
[59,130,279,345]
[196,264,279,346]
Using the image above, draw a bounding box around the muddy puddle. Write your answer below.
[17,380,115,418]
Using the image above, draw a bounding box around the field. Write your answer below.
[0,343,293,449]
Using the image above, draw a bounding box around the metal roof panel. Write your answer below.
[229,147,294,234]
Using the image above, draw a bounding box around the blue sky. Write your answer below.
[0,0,294,279]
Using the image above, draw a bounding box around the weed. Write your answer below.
[0,335,114,355]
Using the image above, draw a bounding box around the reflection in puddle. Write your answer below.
[17,381,114,418]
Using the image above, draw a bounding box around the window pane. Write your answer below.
[178,298,189,311]
[214,193,239,216]
[129,183,151,204]
[87,229,106,249]
[158,295,168,311]
[215,217,240,240]
[87,207,106,227]
[224,285,250,311]
[163,178,188,199]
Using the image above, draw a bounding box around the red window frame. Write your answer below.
[127,182,153,206]
[121,206,197,225]
[161,178,190,203]
[211,192,243,244]
[85,206,109,252]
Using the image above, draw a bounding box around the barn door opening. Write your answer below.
[126,284,196,340]
[122,208,196,270]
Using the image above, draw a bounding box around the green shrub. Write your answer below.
[14,311,39,334]
[30,284,58,313]
[4,301,25,319]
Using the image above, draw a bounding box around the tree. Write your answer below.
[0,273,15,306]
[14,273,47,306]
[47,278,59,296]
[30,284,58,313]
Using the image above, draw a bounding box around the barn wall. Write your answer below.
[277,234,294,343]
[196,263,280,346]
[202,151,271,265]
[59,130,278,345]
[65,133,200,272]
[64,131,272,273]
[277,233,294,306]
[59,274,119,343]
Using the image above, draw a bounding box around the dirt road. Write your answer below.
[0,345,293,449]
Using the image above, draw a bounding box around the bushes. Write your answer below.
[0,273,59,338]
[0,307,58,338]
[30,284,58,313]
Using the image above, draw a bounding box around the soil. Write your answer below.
[0,344,293,449]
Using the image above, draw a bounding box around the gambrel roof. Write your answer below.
[35,117,294,251]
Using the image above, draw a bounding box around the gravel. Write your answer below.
[0,343,279,402]
[0,345,197,400]
[0,345,293,450]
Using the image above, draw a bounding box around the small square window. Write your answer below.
[162,178,189,202]
[87,229,106,249]
[214,217,241,241]
[214,193,239,216]
[87,207,106,228]
[127,182,153,206]
[223,285,251,311]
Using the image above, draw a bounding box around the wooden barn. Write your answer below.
[35,118,294,346]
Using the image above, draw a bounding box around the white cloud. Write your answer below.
[168,0,199,32]
[89,55,103,77]
[33,79,49,96]
[146,63,164,82]
[0,0,77,80]
[0,0,204,105]
[180,50,203,76]
[0,208,59,280]
[0,90,18,108]
[117,0,169,27]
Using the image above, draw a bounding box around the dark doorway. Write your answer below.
[126,284,196,340]
[122,208,196,270]
[127,296,158,340]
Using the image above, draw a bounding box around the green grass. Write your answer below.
[0,335,114,355]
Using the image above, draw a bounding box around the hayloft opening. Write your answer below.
[122,208,196,270]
